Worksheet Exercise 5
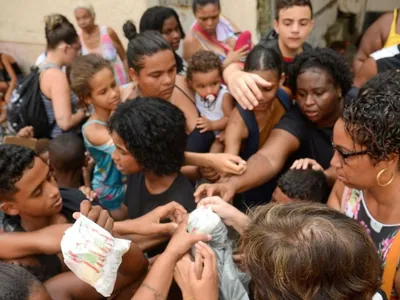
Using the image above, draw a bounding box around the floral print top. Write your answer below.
[342,187,400,300]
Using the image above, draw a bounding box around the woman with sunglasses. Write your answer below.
[328,70,400,300]
[39,14,86,139]
[195,48,352,205]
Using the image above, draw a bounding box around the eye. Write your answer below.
[300,20,309,26]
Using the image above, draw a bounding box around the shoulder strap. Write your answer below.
[236,103,259,160]
[276,88,291,111]
[39,62,60,72]
[381,230,400,299]
[192,22,230,54]
[174,84,195,103]
[83,119,107,128]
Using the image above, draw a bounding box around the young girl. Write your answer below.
[70,54,126,220]
[187,50,234,153]
[224,45,291,208]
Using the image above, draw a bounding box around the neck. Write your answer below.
[45,51,64,68]
[144,171,178,195]
[92,106,112,123]
[278,39,302,59]
[83,24,97,34]
[55,169,82,189]
[20,215,53,232]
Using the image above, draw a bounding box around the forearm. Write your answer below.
[124,234,169,252]
[210,117,228,131]
[114,219,143,236]
[181,165,201,181]
[118,242,148,278]
[132,252,178,300]
[56,110,85,131]
[232,213,251,235]
[184,152,211,168]
[223,62,243,83]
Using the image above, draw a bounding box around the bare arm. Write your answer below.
[2,55,18,102]
[108,27,130,79]
[183,34,203,62]
[224,108,247,156]
[353,12,393,72]
[44,69,86,131]
[327,180,345,211]
[354,57,378,88]
[210,93,234,131]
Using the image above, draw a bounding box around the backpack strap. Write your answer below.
[276,88,291,112]
[381,229,400,299]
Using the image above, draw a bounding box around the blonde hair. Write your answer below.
[74,2,96,18]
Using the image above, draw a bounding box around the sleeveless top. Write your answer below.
[39,62,79,139]
[191,16,237,61]
[82,119,127,210]
[341,187,400,300]
[79,25,129,86]
[195,84,229,135]
[384,9,400,48]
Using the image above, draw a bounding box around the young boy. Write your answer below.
[109,97,196,254]
[0,144,148,299]
[259,0,314,84]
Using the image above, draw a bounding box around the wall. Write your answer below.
[0,0,257,73]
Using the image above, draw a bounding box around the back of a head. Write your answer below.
[0,144,35,201]
[277,166,329,203]
[70,53,112,99]
[125,31,172,73]
[109,97,187,176]
[49,133,86,173]
[0,262,44,300]
[244,45,283,76]
[139,6,185,38]
[192,0,220,13]
[44,14,78,50]
[240,202,381,300]
[275,0,313,19]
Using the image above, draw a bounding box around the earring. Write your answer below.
[376,168,395,187]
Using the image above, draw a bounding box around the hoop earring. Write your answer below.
[376,168,395,187]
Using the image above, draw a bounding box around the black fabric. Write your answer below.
[174,52,185,74]
[7,67,55,139]
[186,128,215,153]
[258,29,312,86]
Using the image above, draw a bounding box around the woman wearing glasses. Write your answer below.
[328,70,400,300]
[194,48,352,205]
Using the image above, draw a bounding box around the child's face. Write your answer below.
[87,68,121,111]
[250,70,281,111]
[111,131,142,175]
[274,6,313,52]
[189,69,222,99]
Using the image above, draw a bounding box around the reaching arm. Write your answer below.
[211,92,234,131]
[183,35,203,62]
[354,57,378,88]
[224,108,247,156]
[2,55,18,102]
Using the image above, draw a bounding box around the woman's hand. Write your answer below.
[205,153,246,175]
[17,126,34,138]
[291,158,324,171]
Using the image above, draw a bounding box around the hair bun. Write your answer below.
[44,14,64,31]
[123,20,137,42]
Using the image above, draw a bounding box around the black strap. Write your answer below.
[174,84,195,103]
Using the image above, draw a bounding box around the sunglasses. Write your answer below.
[332,142,368,164]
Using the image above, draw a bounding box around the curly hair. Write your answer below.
[240,202,381,300]
[108,97,187,176]
[0,145,36,201]
[288,48,352,97]
[186,50,222,81]
[343,70,400,164]
[0,262,43,300]
[277,166,329,203]
[276,0,313,19]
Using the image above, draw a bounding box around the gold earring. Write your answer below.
[376,168,395,187]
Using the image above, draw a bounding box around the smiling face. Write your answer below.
[295,67,341,125]
[274,5,313,51]
[161,16,182,51]
[111,131,142,175]
[86,67,120,111]
[129,50,177,100]
[0,157,62,219]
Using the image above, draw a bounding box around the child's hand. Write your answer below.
[17,126,34,138]
[196,116,213,133]
[73,200,114,233]
[79,186,97,202]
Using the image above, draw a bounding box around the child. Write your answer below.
[259,0,314,85]
[70,54,126,220]
[187,50,234,153]
[224,45,290,209]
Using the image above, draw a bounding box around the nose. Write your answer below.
[47,181,60,199]
[291,22,300,33]
[163,73,174,86]
[305,94,314,106]
[206,19,214,28]
[206,87,213,95]
[171,30,180,39]
[111,149,118,162]
[330,150,342,169]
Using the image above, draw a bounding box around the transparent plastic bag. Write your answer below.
[61,215,131,297]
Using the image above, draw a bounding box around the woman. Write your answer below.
[74,3,129,85]
[328,70,400,299]
[138,6,186,74]
[183,0,249,68]
[39,14,86,139]
[195,48,353,204]
[0,53,23,103]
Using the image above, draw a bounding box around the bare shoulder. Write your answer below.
[83,121,112,146]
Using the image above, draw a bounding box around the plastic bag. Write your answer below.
[61,215,131,297]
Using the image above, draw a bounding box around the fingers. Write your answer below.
[197,196,225,208]
[290,158,323,171]
[149,222,179,235]
[195,242,217,278]
[194,248,204,280]
[79,200,92,217]
[158,201,187,220]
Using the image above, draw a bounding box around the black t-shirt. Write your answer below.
[274,105,334,169]
[124,172,196,219]
[371,44,400,73]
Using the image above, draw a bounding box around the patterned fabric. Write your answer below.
[82,120,126,210]
[342,187,400,299]
[79,25,129,86]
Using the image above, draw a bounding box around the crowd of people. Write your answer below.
[0,0,399,299]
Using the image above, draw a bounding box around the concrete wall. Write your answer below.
[0,0,257,73]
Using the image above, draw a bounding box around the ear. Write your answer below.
[129,68,139,83]
[336,86,342,99]
[309,19,315,31]
[0,202,20,216]
[279,73,286,87]
[83,95,92,106]
[273,19,279,35]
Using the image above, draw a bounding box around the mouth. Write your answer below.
[304,110,318,118]
[52,197,63,209]
[160,87,175,98]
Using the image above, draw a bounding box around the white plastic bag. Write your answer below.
[61,215,131,297]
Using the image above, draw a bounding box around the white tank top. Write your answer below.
[195,85,229,122]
